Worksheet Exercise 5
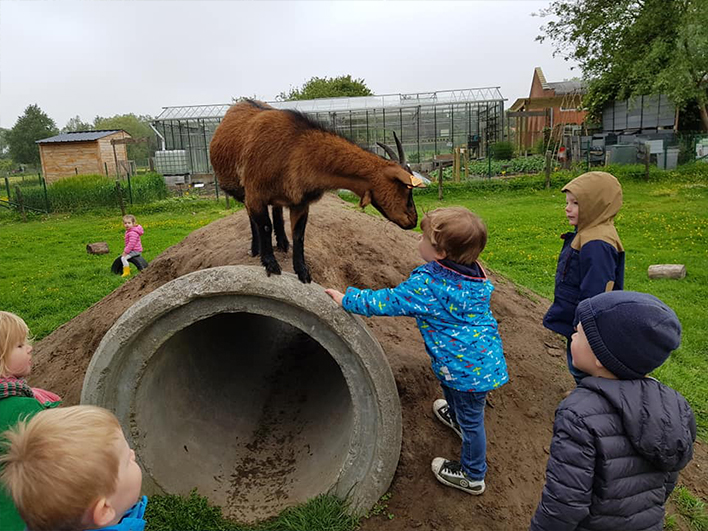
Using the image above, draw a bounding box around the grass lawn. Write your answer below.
[0,197,236,339]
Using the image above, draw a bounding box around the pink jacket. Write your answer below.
[124,225,144,254]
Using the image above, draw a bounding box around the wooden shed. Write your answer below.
[36,130,132,183]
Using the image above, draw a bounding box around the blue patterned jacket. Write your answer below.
[342,261,508,393]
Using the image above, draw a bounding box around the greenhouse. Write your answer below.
[151,88,506,175]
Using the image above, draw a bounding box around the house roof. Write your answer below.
[36,130,129,144]
[534,67,586,95]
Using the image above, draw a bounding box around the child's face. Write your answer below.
[418,233,446,262]
[570,322,597,374]
[105,430,143,525]
[565,192,579,226]
[123,219,135,230]
[4,335,32,378]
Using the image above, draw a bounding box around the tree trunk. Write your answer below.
[699,103,708,133]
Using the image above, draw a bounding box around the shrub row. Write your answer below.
[11,173,168,212]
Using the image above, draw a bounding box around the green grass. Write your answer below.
[145,491,359,531]
[0,197,237,339]
[670,487,708,531]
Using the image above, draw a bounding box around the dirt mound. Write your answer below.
[30,194,706,530]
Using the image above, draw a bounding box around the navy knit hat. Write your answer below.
[575,291,682,379]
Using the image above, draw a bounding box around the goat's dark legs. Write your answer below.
[249,216,260,257]
[249,205,281,276]
[272,206,290,253]
[289,205,311,283]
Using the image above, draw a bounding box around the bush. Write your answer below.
[16,173,167,212]
[490,141,515,160]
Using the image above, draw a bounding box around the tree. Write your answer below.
[537,0,708,131]
[93,113,156,163]
[277,75,373,101]
[6,104,58,166]
[62,115,93,133]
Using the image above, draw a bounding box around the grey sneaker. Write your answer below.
[433,399,463,439]
[431,458,485,495]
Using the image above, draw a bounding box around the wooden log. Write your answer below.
[87,242,110,255]
[647,264,686,279]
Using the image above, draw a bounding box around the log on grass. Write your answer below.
[87,242,110,255]
[647,264,686,280]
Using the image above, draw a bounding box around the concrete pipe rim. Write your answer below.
[81,265,401,521]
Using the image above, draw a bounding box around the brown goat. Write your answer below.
[209,99,425,283]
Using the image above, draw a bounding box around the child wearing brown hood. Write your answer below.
[543,172,625,385]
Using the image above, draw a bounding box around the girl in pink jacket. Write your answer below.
[121,214,144,277]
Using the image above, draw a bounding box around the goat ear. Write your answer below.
[359,190,372,208]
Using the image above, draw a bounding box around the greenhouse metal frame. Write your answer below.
[152,88,506,174]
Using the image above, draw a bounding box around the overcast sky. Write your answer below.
[0,0,578,129]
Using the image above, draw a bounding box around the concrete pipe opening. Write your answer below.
[81,266,401,523]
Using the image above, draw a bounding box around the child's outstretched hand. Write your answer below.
[325,288,345,307]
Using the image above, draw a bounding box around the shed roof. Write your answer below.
[36,130,128,144]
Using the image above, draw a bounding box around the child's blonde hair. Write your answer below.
[0,311,30,377]
[123,214,136,224]
[0,405,123,531]
[420,207,488,265]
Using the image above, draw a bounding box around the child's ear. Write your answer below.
[87,497,116,528]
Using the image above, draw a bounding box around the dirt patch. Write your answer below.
[30,193,707,530]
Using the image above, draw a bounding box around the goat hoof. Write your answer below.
[264,260,282,276]
[296,267,312,284]
[277,240,290,253]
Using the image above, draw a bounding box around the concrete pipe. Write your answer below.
[81,266,401,523]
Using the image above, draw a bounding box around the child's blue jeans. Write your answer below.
[441,385,488,481]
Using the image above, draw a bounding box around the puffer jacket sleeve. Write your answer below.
[578,240,619,300]
[530,409,595,531]
[342,271,433,317]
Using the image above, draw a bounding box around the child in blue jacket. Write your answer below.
[326,207,508,495]
[543,172,625,385]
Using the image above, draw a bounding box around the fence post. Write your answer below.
[586,139,591,172]
[545,150,552,190]
[127,172,133,205]
[105,162,109,176]
[464,148,469,180]
[4,176,10,201]
[438,163,444,201]
[15,186,26,222]
[115,181,126,216]
[41,174,50,212]
[645,143,650,180]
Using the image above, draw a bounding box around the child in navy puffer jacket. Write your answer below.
[531,291,695,531]
[326,207,508,496]
[543,171,625,384]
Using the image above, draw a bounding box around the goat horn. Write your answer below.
[393,131,406,166]
[376,141,399,162]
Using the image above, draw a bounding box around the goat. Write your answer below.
[209,99,426,283]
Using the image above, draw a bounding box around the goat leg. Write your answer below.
[249,216,260,257]
[290,204,311,283]
[250,205,281,276]
[272,206,290,253]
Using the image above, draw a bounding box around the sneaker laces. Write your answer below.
[441,461,464,476]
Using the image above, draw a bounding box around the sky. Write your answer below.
[0,0,578,129]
